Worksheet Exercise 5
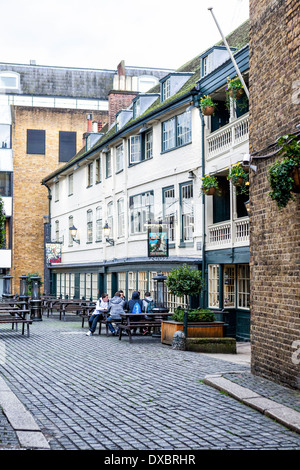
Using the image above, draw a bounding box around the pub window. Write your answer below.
[208,264,220,308]
[27,129,45,155]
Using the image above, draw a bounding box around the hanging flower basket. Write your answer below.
[203,106,215,116]
[201,175,219,196]
[227,163,249,195]
[200,95,217,117]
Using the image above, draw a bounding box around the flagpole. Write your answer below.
[208,7,249,98]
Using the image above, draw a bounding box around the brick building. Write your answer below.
[0,61,171,294]
[249,0,300,388]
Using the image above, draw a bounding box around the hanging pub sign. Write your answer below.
[45,243,62,264]
[147,222,169,258]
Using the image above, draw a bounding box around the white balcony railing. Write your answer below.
[207,217,249,249]
[207,113,249,158]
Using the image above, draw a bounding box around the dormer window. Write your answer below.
[162,78,171,101]
[200,46,236,79]
[160,73,194,103]
[201,56,208,78]
[132,93,160,119]
[0,72,20,91]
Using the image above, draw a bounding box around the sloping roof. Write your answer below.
[42,19,249,184]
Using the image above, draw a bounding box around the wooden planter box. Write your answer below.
[161,320,225,345]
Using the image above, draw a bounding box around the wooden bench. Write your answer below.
[0,309,32,337]
[118,313,167,343]
[59,300,96,321]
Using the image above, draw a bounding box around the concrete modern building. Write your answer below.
[42,21,250,340]
[0,60,171,295]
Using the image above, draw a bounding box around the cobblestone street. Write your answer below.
[0,315,299,452]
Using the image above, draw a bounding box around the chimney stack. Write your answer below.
[87,114,93,133]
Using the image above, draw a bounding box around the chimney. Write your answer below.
[98,121,103,132]
[87,114,93,133]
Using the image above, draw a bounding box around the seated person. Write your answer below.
[86,293,109,336]
[106,291,125,335]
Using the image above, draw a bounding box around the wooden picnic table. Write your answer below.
[0,308,32,336]
[58,299,96,321]
[117,311,171,343]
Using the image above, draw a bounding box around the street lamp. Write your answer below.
[2,274,13,299]
[103,223,114,246]
[30,275,42,321]
[69,225,80,244]
[152,272,169,313]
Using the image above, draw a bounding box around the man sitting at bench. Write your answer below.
[86,293,109,336]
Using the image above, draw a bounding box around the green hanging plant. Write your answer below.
[201,174,219,195]
[268,134,300,209]
[0,197,6,248]
[199,95,217,116]
[225,75,248,111]
[227,163,249,195]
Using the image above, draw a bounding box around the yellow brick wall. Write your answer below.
[11,106,107,293]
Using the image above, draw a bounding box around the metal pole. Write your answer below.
[208,7,249,98]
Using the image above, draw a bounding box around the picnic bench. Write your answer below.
[58,299,96,321]
[0,306,32,337]
[118,312,171,343]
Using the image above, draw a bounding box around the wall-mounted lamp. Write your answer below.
[102,146,109,153]
[188,170,196,179]
[73,163,80,171]
[244,200,251,215]
[103,222,114,246]
[139,125,149,134]
[69,225,80,244]
[186,104,194,112]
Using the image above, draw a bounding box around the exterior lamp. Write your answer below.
[3,274,13,299]
[103,223,114,246]
[19,275,29,298]
[30,275,42,321]
[244,200,250,215]
[152,272,169,313]
[69,225,80,244]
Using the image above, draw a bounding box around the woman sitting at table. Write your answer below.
[86,293,109,336]
[106,291,126,335]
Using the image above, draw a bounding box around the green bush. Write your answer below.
[171,307,215,322]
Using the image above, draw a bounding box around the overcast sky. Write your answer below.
[1,0,249,71]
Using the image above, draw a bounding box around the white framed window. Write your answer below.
[129,135,141,164]
[180,182,194,242]
[106,151,112,178]
[128,271,137,300]
[162,117,176,152]
[55,220,60,242]
[130,191,154,234]
[87,162,93,186]
[107,201,113,238]
[118,272,126,295]
[163,186,176,242]
[87,210,93,243]
[237,264,250,309]
[117,198,125,238]
[96,206,102,242]
[68,216,74,246]
[116,143,124,173]
[224,265,235,308]
[68,174,73,196]
[162,78,171,101]
[201,56,208,77]
[177,111,192,146]
[95,157,101,183]
[55,181,59,202]
[145,130,153,160]
[208,264,220,308]
[162,111,192,152]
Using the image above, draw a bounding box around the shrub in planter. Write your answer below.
[166,264,204,308]
[171,307,215,323]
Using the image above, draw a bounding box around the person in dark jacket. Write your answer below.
[125,291,144,313]
[106,291,125,334]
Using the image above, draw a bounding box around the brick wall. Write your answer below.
[11,107,108,293]
[108,91,138,126]
[249,0,300,388]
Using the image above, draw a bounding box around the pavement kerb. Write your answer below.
[0,375,50,449]
[203,373,300,435]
